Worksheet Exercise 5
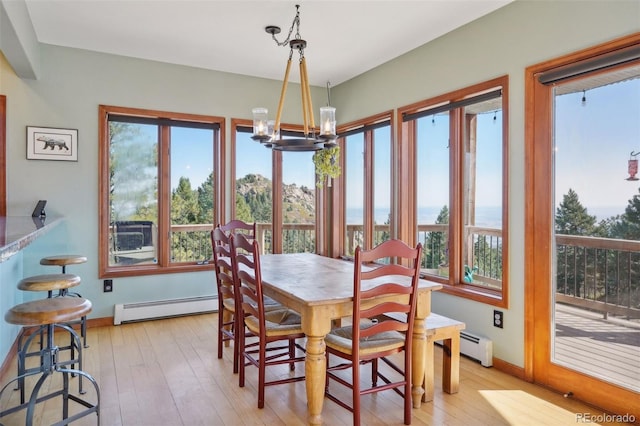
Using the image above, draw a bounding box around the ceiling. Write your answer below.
[24,0,513,87]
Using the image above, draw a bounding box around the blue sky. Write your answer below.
[555,77,640,217]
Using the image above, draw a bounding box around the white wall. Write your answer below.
[1,0,639,367]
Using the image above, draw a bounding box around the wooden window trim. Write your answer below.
[398,76,509,308]
[334,111,394,255]
[524,32,640,410]
[98,105,225,278]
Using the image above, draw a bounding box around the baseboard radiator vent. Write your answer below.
[458,330,493,367]
[114,295,218,325]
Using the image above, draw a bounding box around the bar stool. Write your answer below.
[15,274,84,404]
[0,297,100,425]
[40,255,89,348]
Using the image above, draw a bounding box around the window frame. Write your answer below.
[231,118,321,255]
[398,76,509,307]
[333,111,394,257]
[98,105,225,278]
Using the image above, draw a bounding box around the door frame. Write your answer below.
[524,33,640,417]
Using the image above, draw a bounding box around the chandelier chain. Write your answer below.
[270,5,301,48]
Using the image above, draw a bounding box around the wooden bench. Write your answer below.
[377,311,465,402]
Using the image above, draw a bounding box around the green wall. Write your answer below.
[1,0,639,368]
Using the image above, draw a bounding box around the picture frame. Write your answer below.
[26,126,78,161]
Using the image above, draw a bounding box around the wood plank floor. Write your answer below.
[0,313,634,425]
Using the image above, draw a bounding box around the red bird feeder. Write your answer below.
[627,151,639,181]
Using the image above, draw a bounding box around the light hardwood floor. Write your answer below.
[0,313,633,425]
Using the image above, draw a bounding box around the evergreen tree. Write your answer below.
[612,190,640,240]
[424,205,449,269]
[109,122,157,221]
[196,172,214,224]
[172,177,199,224]
[235,194,253,223]
[555,189,596,235]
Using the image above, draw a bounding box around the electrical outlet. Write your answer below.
[493,310,503,328]
[103,279,113,292]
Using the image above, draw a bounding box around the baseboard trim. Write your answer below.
[492,356,527,381]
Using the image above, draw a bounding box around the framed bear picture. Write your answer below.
[26,126,78,161]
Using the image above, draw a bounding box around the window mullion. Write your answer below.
[158,125,171,266]
[449,108,464,285]
[272,150,283,253]
[364,130,374,250]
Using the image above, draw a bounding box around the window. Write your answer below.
[99,105,224,277]
[339,113,393,256]
[399,76,508,306]
[232,120,318,254]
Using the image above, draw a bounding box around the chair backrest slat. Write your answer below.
[219,219,256,240]
[230,232,265,332]
[211,227,236,302]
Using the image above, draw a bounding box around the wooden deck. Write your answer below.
[554,303,640,393]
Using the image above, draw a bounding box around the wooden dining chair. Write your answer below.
[324,239,423,426]
[211,227,241,372]
[229,232,306,409]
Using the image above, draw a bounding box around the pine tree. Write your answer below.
[196,172,214,224]
[424,205,449,269]
[614,190,640,240]
[555,189,596,235]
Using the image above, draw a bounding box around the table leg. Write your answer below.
[411,317,426,408]
[305,335,326,425]
[442,336,460,394]
[422,335,435,402]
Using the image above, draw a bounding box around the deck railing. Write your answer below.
[159,224,640,319]
[555,234,640,319]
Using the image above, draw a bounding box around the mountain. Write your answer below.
[236,174,315,223]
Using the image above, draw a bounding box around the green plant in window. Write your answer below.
[312,146,341,188]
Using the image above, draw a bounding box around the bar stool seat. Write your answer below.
[40,255,88,273]
[18,273,81,294]
[0,297,100,425]
[5,297,92,326]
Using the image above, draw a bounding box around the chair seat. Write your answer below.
[5,297,92,326]
[17,274,81,292]
[224,295,283,313]
[326,324,405,355]
[245,309,303,337]
[40,255,87,267]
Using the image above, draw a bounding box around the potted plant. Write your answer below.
[312,146,341,188]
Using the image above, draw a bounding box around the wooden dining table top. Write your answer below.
[257,252,442,307]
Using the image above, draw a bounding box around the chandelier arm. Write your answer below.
[299,59,310,135]
[275,58,293,135]
[301,57,315,130]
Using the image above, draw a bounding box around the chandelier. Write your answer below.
[252,4,337,151]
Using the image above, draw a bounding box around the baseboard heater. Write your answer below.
[456,330,493,367]
[113,295,218,325]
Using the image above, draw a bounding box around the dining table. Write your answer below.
[256,252,442,425]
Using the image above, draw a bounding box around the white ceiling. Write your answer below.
[24,0,513,87]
